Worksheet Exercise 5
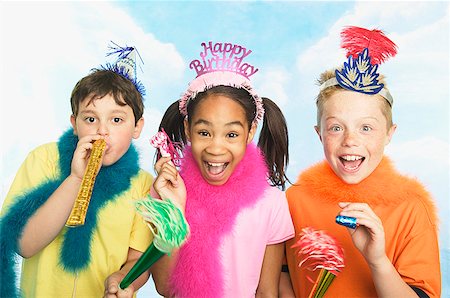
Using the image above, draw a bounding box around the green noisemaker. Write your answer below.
[120,195,189,289]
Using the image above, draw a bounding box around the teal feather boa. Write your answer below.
[0,129,140,297]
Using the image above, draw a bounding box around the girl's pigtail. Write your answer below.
[257,97,290,190]
[159,100,187,145]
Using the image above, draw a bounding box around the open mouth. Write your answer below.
[205,162,228,176]
[339,155,365,171]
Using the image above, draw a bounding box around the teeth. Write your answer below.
[342,155,362,161]
[208,162,225,167]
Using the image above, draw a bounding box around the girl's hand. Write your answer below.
[153,157,187,211]
[71,134,104,180]
[103,272,134,298]
[338,202,386,267]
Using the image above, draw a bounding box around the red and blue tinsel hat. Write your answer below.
[320,26,398,106]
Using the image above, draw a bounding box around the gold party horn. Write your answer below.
[66,139,106,227]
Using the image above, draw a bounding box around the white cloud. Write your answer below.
[386,136,450,167]
[352,1,447,30]
[386,15,449,105]
[255,68,290,107]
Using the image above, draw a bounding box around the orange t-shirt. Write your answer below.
[285,157,441,297]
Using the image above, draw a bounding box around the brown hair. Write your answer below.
[70,69,144,124]
[315,69,393,130]
[159,86,290,190]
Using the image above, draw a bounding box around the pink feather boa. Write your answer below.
[169,143,270,297]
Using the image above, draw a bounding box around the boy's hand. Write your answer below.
[71,134,105,180]
[338,202,387,267]
[153,156,187,211]
[104,272,134,298]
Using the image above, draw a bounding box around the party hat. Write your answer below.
[178,41,264,124]
[116,48,137,81]
[101,41,146,96]
[320,26,398,106]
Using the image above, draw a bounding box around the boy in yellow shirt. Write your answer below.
[1,44,152,297]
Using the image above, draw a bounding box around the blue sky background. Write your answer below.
[1,1,448,296]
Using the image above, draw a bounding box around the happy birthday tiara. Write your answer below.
[100,41,146,97]
[179,41,264,124]
[320,26,397,106]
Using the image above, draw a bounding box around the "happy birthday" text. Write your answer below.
[189,41,259,78]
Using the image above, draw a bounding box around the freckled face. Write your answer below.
[185,95,256,186]
[316,91,396,184]
[71,93,143,166]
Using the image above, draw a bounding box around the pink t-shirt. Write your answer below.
[220,187,294,297]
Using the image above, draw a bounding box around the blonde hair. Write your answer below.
[315,69,393,130]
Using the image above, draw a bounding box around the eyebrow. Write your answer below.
[193,119,245,128]
[325,116,380,122]
[79,109,127,115]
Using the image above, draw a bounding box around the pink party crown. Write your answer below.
[189,41,259,79]
[179,41,264,124]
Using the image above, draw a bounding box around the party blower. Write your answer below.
[292,227,345,298]
[120,130,188,290]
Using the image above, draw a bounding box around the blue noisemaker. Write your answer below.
[335,215,357,229]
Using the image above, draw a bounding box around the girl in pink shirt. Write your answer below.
[149,41,294,297]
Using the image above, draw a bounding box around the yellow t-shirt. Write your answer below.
[2,142,153,297]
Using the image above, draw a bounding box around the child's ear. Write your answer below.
[385,124,397,145]
[184,118,191,141]
[314,125,323,142]
[133,117,145,139]
[70,115,78,135]
[246,122,257,144]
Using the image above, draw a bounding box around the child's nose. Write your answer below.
[342,131,359,147]
[97,122,109,136]
[206,138,226,155]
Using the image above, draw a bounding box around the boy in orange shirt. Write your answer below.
[283,27,441,297]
